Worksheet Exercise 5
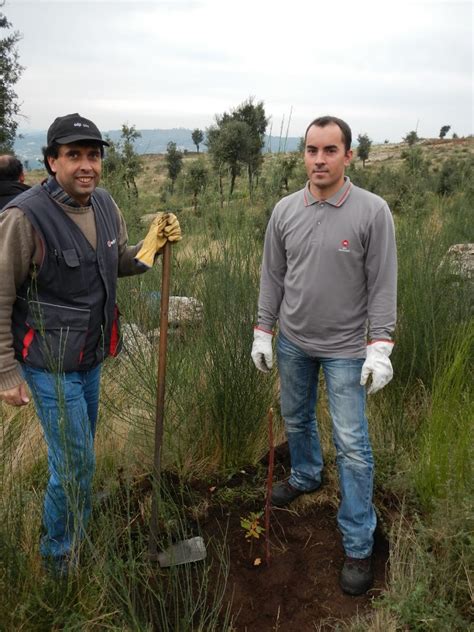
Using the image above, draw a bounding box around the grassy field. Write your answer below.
[3,136,473,630]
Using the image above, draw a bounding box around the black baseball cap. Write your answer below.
[47,113,110,146]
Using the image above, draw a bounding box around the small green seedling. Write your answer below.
[240,511,265,539]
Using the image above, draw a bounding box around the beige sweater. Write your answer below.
[0,199,145,391]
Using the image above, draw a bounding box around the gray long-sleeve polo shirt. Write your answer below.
[257,177,397,358]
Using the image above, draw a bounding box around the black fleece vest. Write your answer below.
[9,184,122,372]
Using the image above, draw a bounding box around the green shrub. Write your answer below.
[437,155,474,195]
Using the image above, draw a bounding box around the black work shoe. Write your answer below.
[42,552,79,579]
[270,479,320,507]
[339,555,374,595]
[42,555,71,578]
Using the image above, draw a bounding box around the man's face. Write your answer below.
[47,143,102,205]
[304,123,352,199]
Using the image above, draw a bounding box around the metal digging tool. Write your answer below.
[148,239,206,567]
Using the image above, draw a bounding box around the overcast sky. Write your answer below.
[4,0,473,142]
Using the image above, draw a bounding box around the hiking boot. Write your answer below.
[339,555,374,595]
[270,479,320,507]
[42,552,79,579]
[42,555,70,578]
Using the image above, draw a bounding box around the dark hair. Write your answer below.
[0,155,24,181]
[42,140,105,176]
[304,116,352,151]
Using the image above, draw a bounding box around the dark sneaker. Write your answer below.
[270,479,320,507]
[340,555,374,595]
[42,553,78,579]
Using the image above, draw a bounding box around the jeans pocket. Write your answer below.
[25,300,91,372]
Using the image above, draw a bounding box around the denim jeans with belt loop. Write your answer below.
[276,333,376,559]
[21,364,101,561]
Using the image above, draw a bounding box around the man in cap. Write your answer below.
[0,154,30,207]
[251,115,397,595]
[0,113,180,573]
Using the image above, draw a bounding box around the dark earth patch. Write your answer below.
[118,442,389,630]
[202,486,388,632]
[197,443,388,630]
[203,502,388,631]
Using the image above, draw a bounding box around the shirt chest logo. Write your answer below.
[338,239,351,252]
[107,238,117,248]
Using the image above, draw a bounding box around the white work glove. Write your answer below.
[360,340,394,395]
[251,327,274,373]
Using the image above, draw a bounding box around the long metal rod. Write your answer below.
[148,241,172,559]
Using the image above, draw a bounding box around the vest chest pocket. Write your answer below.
[24,300,91,372]
[58,248,90,296]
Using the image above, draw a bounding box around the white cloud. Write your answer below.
[6,0,473,139]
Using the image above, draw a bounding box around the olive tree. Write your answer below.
[191,128,204,153]
[229,98,268,191]
[206,97,268,198]
[403,130,419,146]
[356,133,372,167]
[206,119,251,200]
[103,124,142,198]
[439,125,451,139]
[187,158,208,212]
[165,141,183,193]
[0,11,23,152]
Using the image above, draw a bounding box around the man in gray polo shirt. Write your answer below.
[251,115,397,595]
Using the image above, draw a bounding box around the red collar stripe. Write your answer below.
[334,182,352,207]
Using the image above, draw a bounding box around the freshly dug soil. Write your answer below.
[203,503,388,631]
[123,442,389,631]
[198,443,389,631]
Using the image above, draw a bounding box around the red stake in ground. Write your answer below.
[265,407,275,566]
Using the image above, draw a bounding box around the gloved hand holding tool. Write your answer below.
[135,212,182,268]
[360,340,394,395]
[251,327,274,373]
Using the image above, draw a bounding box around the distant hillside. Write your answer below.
[14,128,302,170]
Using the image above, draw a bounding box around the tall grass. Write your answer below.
[369,188,473,456]
[381,504,472,631]
[0,472,233,631]
[102,201,278,477]
[415,321,473,507]
[191,210,277,470]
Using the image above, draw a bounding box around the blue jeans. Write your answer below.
[21,365,101,560]
[277,334,376,558]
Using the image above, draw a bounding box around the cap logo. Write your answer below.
[73,122,90,127]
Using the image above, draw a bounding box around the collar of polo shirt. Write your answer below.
[303,176,353,208]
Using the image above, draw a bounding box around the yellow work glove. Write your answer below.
[135,212,182,268]
[162,213,182,243]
